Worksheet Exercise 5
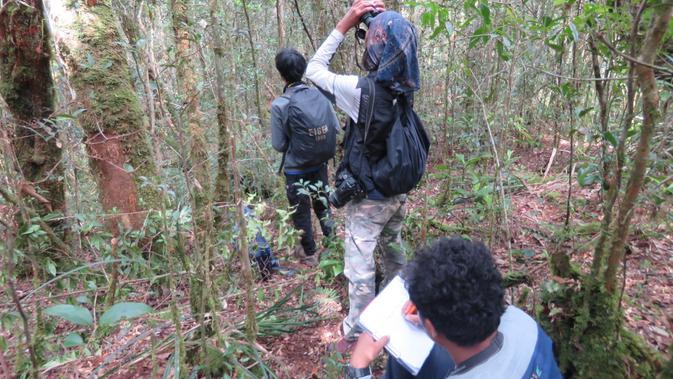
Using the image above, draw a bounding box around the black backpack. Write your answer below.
[278,85,337,173]
[363,78,430,197]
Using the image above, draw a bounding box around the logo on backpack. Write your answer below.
[309,124,330,142]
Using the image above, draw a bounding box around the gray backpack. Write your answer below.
[278,85,337,173]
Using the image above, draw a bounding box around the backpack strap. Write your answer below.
[277,153,287,175]
[276,87,298,175]
[362,77,376,145]
[352,77,377,189]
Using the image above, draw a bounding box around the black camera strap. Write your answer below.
[357,77,376,187]
[362,77,376,147]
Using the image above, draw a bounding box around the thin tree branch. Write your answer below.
[595,32,673,74]
[293,0,316,51]
[523,63,628,81]
[3,234,39,379]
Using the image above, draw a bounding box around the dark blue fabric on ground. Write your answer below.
[251,229,278,281]
[244,206,279,280]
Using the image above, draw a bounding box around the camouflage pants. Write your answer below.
[342,194,407,335]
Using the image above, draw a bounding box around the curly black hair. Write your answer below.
[406,237,506,347]
[275,48,306,84]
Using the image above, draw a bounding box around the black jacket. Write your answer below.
[342,77,399,199]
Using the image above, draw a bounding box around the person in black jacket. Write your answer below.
[305,1,419,340]
[271,48,339,266]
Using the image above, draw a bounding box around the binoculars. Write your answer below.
[361,10,382,26]
[355,10,381,40]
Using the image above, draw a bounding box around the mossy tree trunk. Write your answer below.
[45,0,161,230]
[602,4,673,294]
[169,0,213,222]
[169,0,215,318]
[0,0,64,220]
[541,5,673,378]
[209,0,231,211]
[115,2,164,169]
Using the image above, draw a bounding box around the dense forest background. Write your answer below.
[0,0,672,377]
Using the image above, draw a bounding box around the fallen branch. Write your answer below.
[502,271,532,288]
[19,182,53,212]
[543,147,557,177]
[428,219,469,234]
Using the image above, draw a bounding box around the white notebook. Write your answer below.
[356,275,434,375]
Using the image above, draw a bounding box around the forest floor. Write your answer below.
[3,144,672,378]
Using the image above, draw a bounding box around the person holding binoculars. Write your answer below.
[305,0,423,346]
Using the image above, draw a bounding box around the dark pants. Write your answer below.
[285,165,333,256]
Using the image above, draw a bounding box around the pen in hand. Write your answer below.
[402,301,422,328]
[403,302,416,315]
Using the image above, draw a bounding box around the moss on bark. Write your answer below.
[48,0,162,225]
[540,279,662,378]
[662,350,673,379]
[170,0,216,320]
[0,0,64,216]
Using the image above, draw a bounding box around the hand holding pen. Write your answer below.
[403,300,422,328]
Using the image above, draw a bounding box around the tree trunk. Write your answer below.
[209,0,231,209]
[292,0,316,52]
[241,0,266,129]
[313,0,328,40]
[390,0,401,12]
[591,1,645,277]
[45,0,161,230]
[230,134,258,341]
[588,35,610,192]
[170,0,212,205]
[604,4,673,293]
[276,0,286,48]
[169,0,216,319]
[0,0,64,219]
[116,2,164,171]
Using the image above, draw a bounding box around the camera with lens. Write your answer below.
[329,169,365,208]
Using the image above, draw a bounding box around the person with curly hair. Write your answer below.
[345,237,562,379]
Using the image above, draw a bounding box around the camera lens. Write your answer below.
[328,191,342,208]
